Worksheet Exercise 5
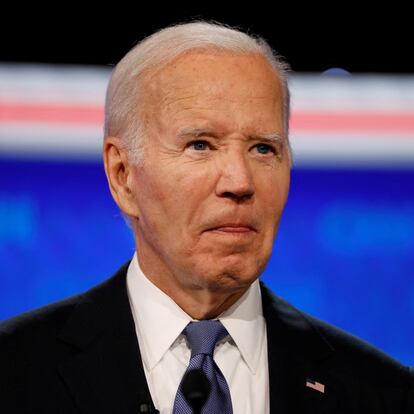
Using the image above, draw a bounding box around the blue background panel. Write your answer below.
[0,157,413,365]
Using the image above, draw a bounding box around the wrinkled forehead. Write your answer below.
[141,51,284,116]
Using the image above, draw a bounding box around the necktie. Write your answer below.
[173,320,233,413]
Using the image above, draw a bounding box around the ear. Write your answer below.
[103,137,140,218]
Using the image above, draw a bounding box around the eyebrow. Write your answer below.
[176,127,284,144]
[176,127,220,141]
[249,132,285,145]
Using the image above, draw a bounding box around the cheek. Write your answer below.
[134,161,178,206]
[261,167,290,204]
[275,163,290,198]
[133,164,209,231]
[131,167,172,234]
[258,172,290,235]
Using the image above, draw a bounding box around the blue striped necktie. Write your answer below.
[173,320,233,413]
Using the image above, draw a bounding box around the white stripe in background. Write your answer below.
[1,64,414,166]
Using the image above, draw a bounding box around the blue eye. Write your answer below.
[255,144,274,154]
[191,141,209,151]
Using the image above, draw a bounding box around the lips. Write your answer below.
[207,223,257,233]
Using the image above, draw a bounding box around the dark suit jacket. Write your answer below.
[0,262,413,413]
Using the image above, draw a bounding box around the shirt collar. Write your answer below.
[127,253,265,374]
[127,254,191,371]
[219,278,266,374]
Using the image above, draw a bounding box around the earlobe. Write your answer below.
[103,137,140,218]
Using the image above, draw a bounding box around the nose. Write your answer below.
[215,151,255,202]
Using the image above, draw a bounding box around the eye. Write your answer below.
[254,143,275,155]
[189,140,210,151]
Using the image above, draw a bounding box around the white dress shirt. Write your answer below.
[126,253,269,413]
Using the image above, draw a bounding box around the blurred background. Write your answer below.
[1,5,413,365]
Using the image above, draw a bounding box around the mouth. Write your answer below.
[206,223,257,234]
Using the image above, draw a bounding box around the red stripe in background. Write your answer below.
[1,102,414,134]
[291,112,414,133]
[0,102,104,125]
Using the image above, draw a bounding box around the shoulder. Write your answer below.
[0,261,130,349]
[0,288,86,402]
[260,282,413,387]
[0,262,131,408]
[0,293,81,347]
[306,310,411,384]
[302,308,414,412]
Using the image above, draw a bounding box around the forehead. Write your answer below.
[142,51,284,120]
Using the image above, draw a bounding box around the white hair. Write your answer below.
[104,21,291,163]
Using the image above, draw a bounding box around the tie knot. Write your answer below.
[184,320,229,357]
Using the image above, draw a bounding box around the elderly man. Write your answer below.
[0,22,413,414]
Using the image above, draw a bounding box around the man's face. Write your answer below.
[129,52,290,293]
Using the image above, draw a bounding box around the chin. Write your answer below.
[185,251,269,290]
[201,261,261,291]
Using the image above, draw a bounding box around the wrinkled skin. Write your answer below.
[104,51,291,318]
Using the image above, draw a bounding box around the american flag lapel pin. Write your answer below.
[306,378,325,394]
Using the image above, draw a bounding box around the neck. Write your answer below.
[135,251,249,320]
[169,288,248,320]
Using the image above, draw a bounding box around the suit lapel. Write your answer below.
[57,263,157,414]
[54,264,340,413]
[260,282,335,414]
